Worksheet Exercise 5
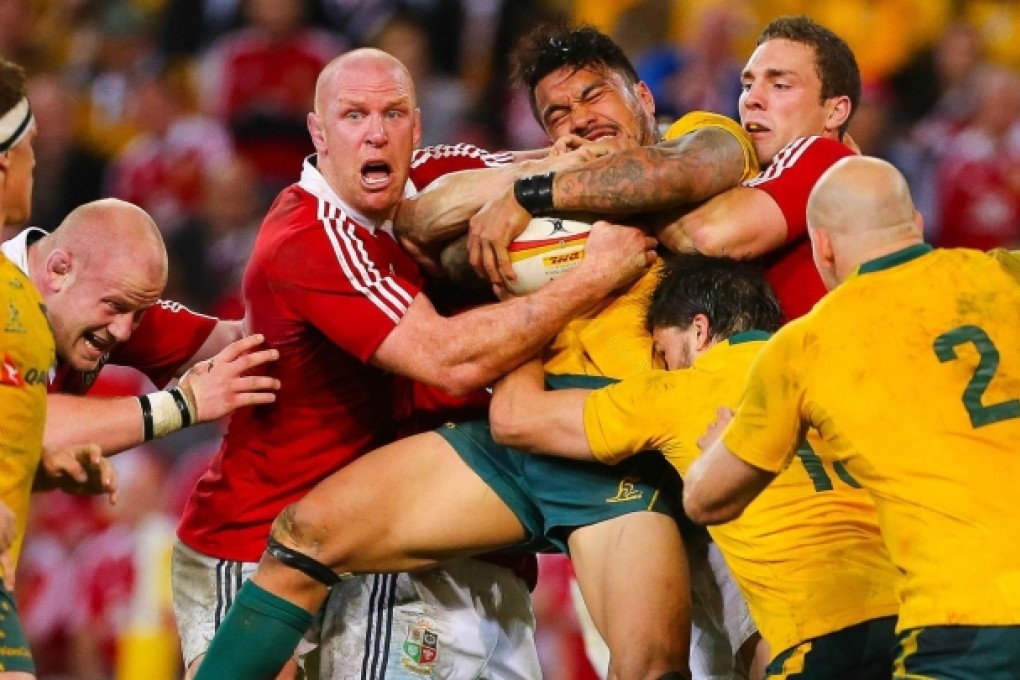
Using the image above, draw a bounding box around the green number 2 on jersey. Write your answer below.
[934,325,1020,428]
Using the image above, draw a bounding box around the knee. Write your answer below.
[269,500,333,561]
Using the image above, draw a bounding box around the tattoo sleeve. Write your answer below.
[553,127,747,214]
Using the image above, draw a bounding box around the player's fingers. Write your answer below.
[242,393,277,407]
[496,245,515,284]
[217,333,267,363]
[482,244,501,285]
[1,551,14,591]
[234,348,280,372]
[241,376,281,392]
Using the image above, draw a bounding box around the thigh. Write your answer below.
[315,560,541,680]
[291,430,527,573]
[568,512,691,673]
[0,583,34,676]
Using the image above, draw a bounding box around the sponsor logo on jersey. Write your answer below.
[5,301,25,334]
[1,354,25,387]
[401,619,440,675]
[606,476,644,503]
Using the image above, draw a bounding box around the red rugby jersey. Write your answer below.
[179,146,511,560]
[745,136,856,320]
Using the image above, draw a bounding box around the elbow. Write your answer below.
[431,365,489,399]
[488,405,529,448]
[688,221,731,258]
[682,488,742,526]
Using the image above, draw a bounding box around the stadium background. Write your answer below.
[8,0,1019,677]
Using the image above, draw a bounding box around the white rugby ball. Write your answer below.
[506,217,592,295]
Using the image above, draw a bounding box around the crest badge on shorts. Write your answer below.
[401,619,440,675]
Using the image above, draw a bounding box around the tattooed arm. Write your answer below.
[468,126,748,283]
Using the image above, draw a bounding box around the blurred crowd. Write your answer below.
[8,0,1020,678]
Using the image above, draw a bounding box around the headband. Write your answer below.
[0,98,33,154]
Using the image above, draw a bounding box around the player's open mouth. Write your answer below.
[361,161,392,187]
[84,331,114,354]
[745,122,770,133]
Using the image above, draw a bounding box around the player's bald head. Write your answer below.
[314,48,416,115]
[808,156,916,238]
[51,198,168,284]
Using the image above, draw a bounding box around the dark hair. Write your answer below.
[511,20,640,123]
[0,59,27,117]
[757,16,861,137]
[646,253,784,339]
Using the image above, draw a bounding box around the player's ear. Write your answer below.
[824,95,852,134]
[692,313,712,351]
[308,112,326,153]
[412,107,422,149]
[44,249,72,292]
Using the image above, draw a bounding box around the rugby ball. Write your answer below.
[506,217,592,295]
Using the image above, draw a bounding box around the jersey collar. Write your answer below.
[857,243,932,275]
[299,154,415,237]
[729,330,772,345]
[0,226,47,277]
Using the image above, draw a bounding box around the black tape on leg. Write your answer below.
[266,537,342,588]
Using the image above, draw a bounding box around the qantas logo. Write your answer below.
[1,354,48,388]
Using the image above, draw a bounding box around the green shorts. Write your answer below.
[765,616,897,679]
[0,581,35,673]
[894,625,1020,680]
[437,418,683,554]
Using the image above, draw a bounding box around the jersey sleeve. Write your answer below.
[744,136,855,244]
[665,111,760,182]
[722,326,805,473]
[108,301,218,388]
[583,370,689,465]
[270,225,423,363]
[409,143,515,190]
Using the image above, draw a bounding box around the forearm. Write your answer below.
[45,388,197,455]
[396,153,596,247]
[550,127,746,215]
[490,377,593,459]
[45,394,145,454]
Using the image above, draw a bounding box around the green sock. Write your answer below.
[193,580,314,680]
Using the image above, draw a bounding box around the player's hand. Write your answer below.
[179,333,281,423]
[35,442,118,504]
[697,407,735,451]
[0,501,14,591]
[548,134,635,159]
[575,221,658,292]
[468,189,532,285]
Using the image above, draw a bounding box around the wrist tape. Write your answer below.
[138,387,198,441]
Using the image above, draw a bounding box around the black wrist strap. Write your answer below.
[138,395,154,442]
[513,172,556,216]
[168,387,193,428]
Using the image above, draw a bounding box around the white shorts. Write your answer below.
[314,558,540,679]
[571,531,757,680]
[687,534,758,680]
[171,540,540,679]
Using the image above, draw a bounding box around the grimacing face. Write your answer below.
[310,59,421,224]
[739,38,838,165]
[47,255,163,371]
[534,66,657,146]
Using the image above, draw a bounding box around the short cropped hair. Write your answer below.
[757,16,861,137]
[511,20,640,123]
[0,59,28,117]
[646,253,784,340]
